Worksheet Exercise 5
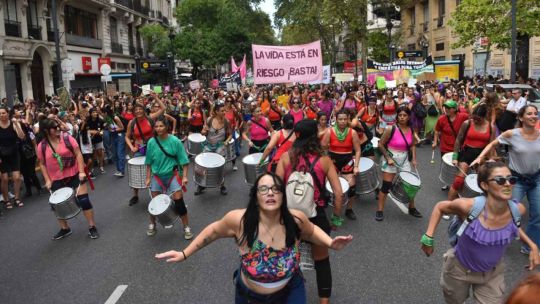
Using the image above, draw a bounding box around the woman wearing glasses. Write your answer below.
[289,97,305,126]
[156,172,352,303]
[421,161,539,304]
[471,105,540,254]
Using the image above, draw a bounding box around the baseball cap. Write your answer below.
[443,100,457,108]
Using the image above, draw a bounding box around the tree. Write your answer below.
[448,0,540,75]
[139,23,171,58]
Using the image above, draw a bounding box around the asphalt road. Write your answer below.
[0,143,534,304]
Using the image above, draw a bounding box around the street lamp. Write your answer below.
[420,37,429,60]
[390,44,396,62]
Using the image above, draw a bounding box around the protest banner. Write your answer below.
[309,65,331,84]
[252,40,322,84]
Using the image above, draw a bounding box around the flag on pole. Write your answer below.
[231,56,239,73]
[238,54,247,80]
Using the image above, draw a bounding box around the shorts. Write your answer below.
[51,174,81,192]
[381,148,411,174]
[83,153,93,163]
[189,125,203,133]
[0,152,20,173]
[328,152,354,174]
[270,120,282,131]
[92,142,104,150]
[234,270,306,304]
[150,174,182,196]
[458,146,483,165]
[309,206,331,235]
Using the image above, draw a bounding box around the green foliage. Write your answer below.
[138,23,171,58]
[448,0,540,50]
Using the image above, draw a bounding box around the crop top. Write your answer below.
[132,118,153,143]
[240,239,300,286]
[329,127,353,153]
[387,127,412,151]
[463,122,491,148]
[382,101,397,116]
[190,109,204,126]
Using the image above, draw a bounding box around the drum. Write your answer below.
[242,153,268,185]
[187,133,206,155]
[127,156,147,189]
[355,157,380,194]
[372,137,381,163]
[439,152,458,185]
[194,153,226,187]
[49,187,81,220]
[148,194,179,227]
[326,177,350,207]
[389,171,421,205]
[298,241,314,271]
[225,138,236,162]
[460,174,483,198]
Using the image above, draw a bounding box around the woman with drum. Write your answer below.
[376,106,422,221]
[357,96,379,135]
[224,97,241,170]
[242,106,273,155]
[433,100,469,190]
[156,172,352,303]
[276,119,346,304]
[144,118,192,239]
[187,99,207,134]
[125,95,166,206]
[0,106,26,208]
[37,118,99,240]
[447,104,495,201]
[321,110,361,221]
[377,90,398,136]
[471,105,540,254]
[420,161,539,304]
[195,103,232,196]
[260,114,295,173]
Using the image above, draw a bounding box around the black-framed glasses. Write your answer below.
[488,176,518,186]
[257,185,281,194]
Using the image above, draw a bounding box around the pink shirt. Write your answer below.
[387,127,413,151]
[37,134,80,181]
[250,117,269,141]
[290,109,304,126]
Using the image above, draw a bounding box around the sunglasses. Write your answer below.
[257,185,281,195]
[488,176,518,186]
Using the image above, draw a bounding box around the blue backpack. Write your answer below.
[447,196,521,246]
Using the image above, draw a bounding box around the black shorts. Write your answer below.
[329,152,354,173]
[0,152,20,173]
[458,146,483,165]
[309,206,331,235]
[51,174,81,192]
[270,120,281,131]
[189,125,203,133]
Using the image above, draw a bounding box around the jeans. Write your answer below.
[111,132,126,173]
[512,172,540,250]
[103,130,114,161]
[233,130,241,157]
[234,271,306,304]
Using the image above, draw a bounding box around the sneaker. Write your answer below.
[164,224,174,229]
[114,172,124,177]
[520,246,531,255]
[147,224,157,236]
[88,226,99,239]
[375,211,384,221]
[99,167,106,174]
[233,165,238,171]
[52,228,72,240]
[409,208,423,218]
[125,155,131,160]
[90,173,96,180]
[441,185,449,191]
[129,196,139,206]
[442,214,451,221]
[184,226,194,240]
[220,186,228,195]
[345,209,357,220]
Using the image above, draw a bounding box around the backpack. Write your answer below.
[285,156,322,218]
[40,132,75,167]
[447,195,521,246]
[412,102,427,119]
[427,104,438,116]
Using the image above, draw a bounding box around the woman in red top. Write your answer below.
[289,97,304,126]
[358,96,379,134]
[260,114,296,173]
[122,102,135,122]
[267,97,283,131]
[304,96,319,121]
[317,111,329,140]
[124,93,166,206]
[187,99,206,134]
[321,109,361,220]
[448,104,496,200]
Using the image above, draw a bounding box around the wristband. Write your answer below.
[331,214,344,227]
[452,153,458,160]
[181,250,187,260]
[421,234,434,247]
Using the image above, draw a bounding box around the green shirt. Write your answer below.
[145,135,189,177]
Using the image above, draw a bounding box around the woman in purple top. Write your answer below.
[421,161,539,304]
[317,91,334,124]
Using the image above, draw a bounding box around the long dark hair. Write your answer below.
[290,133,323,171]
[238,173,301,249]
[397,105,412,127]
[281,114,294,130]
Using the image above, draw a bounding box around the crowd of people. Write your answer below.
[1,75,540,303]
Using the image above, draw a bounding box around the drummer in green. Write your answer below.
[145,118,192,240]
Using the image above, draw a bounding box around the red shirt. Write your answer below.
[268,107,281,122]
[435,112,469,153]
[190,109,204,126]
[132,117,153,142]
[329,128,353,153]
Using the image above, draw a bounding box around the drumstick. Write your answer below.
[83,166,95,190]
[430,150,435,164]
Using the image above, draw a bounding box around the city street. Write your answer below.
[0,144,533,304]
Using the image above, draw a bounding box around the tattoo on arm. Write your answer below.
[454,122,467,153]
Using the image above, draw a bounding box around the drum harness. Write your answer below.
[154,138,185,193]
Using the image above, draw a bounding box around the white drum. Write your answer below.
[148,194,179,227]
[355,157,380,194]
[194,153,226,187]
[225,138,236,162]
[460,174,483,198]
[187,133,206,156]
[127,156,147,189]
[389,171,422,205]
[372,137,381,163]
[439,152,458,186]
[242,153,268,185]
[49,187,81,220]
[326,177,350,207]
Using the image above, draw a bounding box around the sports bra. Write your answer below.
[191,109,204,126]
[240,239,300,286]
[132,118,153,142]
[382,101,397,116]
[329,127,353,153]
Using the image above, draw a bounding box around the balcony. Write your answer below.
[157,11,162,19]
[437,16,444,28]
[47,30,55,42]
[5,20,21,37]
[66,33,102,49]
[141,6,149,15]
[111,42,123,54]
[422,21,429,32]
[149,10,155,18]
[115,0,133,9]
[28,26,42,40]
[129,46,136,55]
[133,0,142,13]
[408,25,415,36]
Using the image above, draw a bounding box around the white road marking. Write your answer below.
[104,285,128,304]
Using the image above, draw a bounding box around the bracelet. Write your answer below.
[331,214,344,227]
[181,250,187,260]
[452,153,458,160]
[421,234,434,247]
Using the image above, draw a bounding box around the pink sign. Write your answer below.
[252,40,322,84]
[211,79,219,89]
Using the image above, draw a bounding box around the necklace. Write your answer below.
[260,222,277,242]
[333,125,349,142]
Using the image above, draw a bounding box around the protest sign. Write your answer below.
[252,40,322,84]
[141,84,152,95]
[309,65,331,84]
[153,86,162,94]
[189,80,201,90]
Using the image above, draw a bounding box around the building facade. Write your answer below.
[0,0,173,105]
[400,0,540,79]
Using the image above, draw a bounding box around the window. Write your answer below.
[27,0,39,27]
[64,5,98,39]
[410,8,415,25]
[407,44,416,51]
[434,56,446,61]
[438,0,445,16]
[423,1,429,23]
[436,43,445,51]
[4,0,18,22]
[110,17,118,43]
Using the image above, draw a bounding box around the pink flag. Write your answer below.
[231,56,239,73]
[239,54,247,79]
